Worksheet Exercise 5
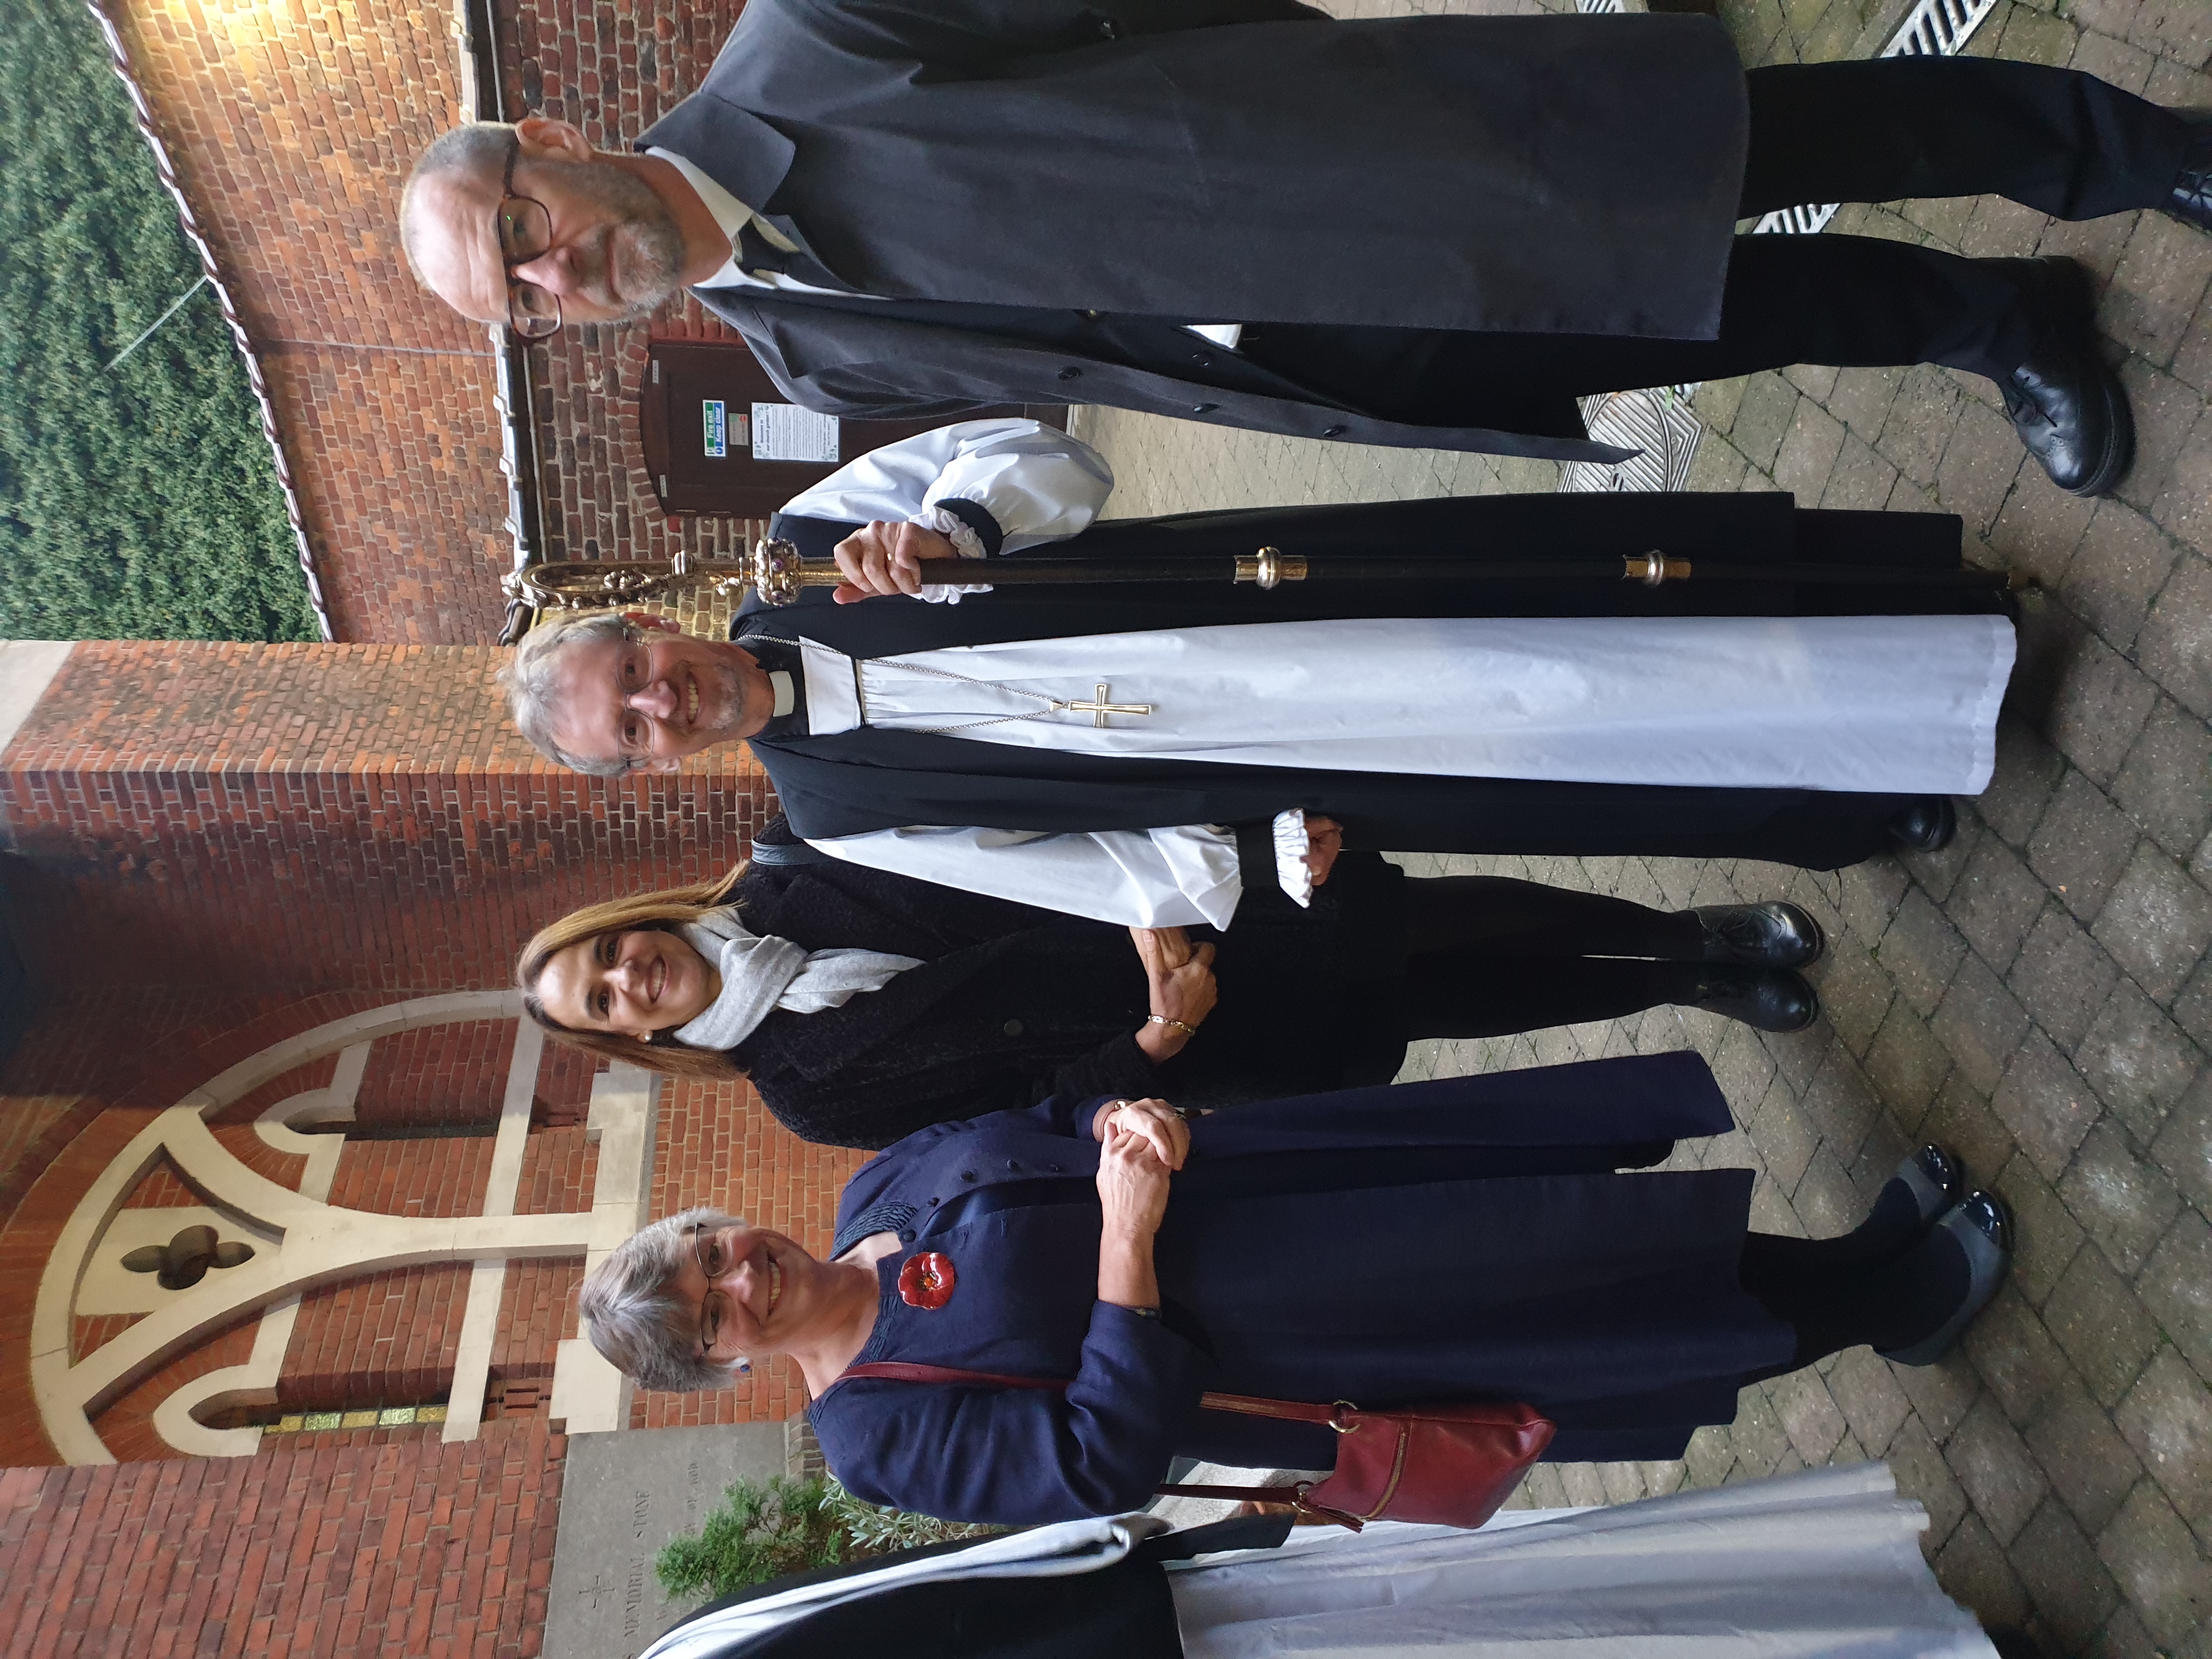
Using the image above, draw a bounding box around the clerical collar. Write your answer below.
[735,634,810,740]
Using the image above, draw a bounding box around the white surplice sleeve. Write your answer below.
[804,823,1245,928]
[776,419,1115,600]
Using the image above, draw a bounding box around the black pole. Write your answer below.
[904,554,2018,590]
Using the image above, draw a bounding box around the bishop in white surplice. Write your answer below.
[751,421,2012,929]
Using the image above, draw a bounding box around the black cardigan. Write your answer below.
[721,820,1407,1148]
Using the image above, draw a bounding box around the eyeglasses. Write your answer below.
[610,624,662,773]
[693,1226,731,1357]
[496,135,562,339]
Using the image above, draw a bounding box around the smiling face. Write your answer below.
[668,1224,827,1367]
[536,926,719,1039]
[546,620,772,773]
[405,123,689,328]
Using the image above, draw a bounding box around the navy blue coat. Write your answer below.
[810,1053,1795,1525]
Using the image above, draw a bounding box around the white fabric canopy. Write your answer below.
[1169,1464,1996,1659]
[637,1466,1992,1659]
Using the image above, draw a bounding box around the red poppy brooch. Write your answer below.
[898,1251,956,1310]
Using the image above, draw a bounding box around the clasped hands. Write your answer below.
[1093,1096,1185,1312]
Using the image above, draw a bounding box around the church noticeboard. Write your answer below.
[543,1421,790,1659]
[639,337,1064,517]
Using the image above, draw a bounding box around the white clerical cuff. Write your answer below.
[911,506,994,603]
[1272,809,1313,909]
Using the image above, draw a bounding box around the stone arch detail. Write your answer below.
[32,992,655,1463]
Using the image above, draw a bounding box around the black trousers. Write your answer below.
[1172,874,1720,1103]
[1381,876,1711,1043]
[1243,58,2193,417]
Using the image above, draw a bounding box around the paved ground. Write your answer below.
[1073,0,2211,1651]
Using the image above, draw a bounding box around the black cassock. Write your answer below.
[737,491,1997,872]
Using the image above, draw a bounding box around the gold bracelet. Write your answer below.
[1146,1015,1201,1037]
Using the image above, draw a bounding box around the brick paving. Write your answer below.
[1075,1,2210,1649]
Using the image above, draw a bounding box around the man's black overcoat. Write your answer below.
[736,491,1985,871]
[637,0,1749,459]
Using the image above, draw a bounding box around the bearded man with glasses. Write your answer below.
[402,1,2212,496]
[410,125,697,332]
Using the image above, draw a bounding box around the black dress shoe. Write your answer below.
[2166,116,2211,234]
[1888,797,1957,853]
[1690,901,1826,969]
[1991,256,2133,498]
[1686,965,1818,1033]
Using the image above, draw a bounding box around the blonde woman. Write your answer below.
[517,818,1827,1149]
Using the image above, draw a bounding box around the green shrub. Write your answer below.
[655,1475,1001,1602]
[0,0,318,642]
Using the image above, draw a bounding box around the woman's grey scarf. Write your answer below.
[672,907,922,1052]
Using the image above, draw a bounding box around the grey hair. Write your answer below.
[499,610,636,776]
[579,1205,747,1391]
[399,122,520,286]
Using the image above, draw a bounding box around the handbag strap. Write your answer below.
[840,1360,1069,1390]
[838,1363,1344,1423]
[834,1361,1368,1526]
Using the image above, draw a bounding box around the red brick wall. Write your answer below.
[93,1322,262,1465]
[0,641,765,996]
[327,1137,499,1222]
[207,1055,343,1128]
[353,1023,519,1130]
[0,638,850,1657]
[283,1265,475,1414]
[0,1435,564,1657]
[101,0,513,642]
[105,0,769,642]
[533,1043,602,1124]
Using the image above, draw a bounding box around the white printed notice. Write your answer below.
[749,402,840,464]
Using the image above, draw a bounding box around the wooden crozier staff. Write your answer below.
[503,538,2023,613]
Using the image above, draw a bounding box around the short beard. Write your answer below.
[538,157,688,318]
[699,657,754,741]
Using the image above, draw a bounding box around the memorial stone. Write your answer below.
[544,1422,791,1659]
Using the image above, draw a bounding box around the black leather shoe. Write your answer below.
[1881,1192,2012,1367]
[2166,116,2211,234]
[1992,256,2133,498]
[1690,901,1826,969]
[1687,965,1818,1033]
[1888,797,1957,853]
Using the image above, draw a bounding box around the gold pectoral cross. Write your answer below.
[1058,682,1154,728]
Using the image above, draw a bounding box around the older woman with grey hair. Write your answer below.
[575,1054,2009,1528]
[580,1203,754,1390]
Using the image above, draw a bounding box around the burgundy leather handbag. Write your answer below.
[839,1361,1555,1531]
